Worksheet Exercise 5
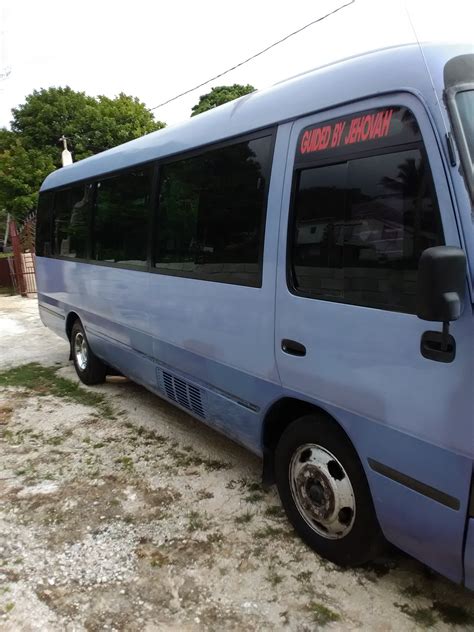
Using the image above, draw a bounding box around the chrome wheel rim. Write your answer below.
[74,332,88,371]
[289,443,356,539]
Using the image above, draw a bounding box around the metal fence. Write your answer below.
[8,213,37,296]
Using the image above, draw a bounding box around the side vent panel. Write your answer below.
[158,369,206,419]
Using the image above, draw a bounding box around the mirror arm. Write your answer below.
[441,321,450,352]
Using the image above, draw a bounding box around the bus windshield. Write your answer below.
[455,90,474,166]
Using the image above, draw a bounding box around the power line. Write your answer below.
[150,0,355,111]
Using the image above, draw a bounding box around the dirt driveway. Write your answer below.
[0,296,473,631]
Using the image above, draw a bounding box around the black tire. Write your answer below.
[275,414,384,567]
[71,320,107,385]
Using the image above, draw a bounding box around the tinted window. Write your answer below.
[154,135,273,286]
[36,191,54,256]
[292,148,443,312]
[93,169,151,266]
[53,184,92,258]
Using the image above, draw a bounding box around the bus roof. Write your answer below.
[40,42,468,192]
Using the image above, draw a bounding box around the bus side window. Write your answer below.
[153,135,273,287]
[36,191,54,256]
[291,148,444,313]
[93,169,152,266]
[53,184,92,259]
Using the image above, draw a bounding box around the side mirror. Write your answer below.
[416,246,466,361]
[416,246,466,322]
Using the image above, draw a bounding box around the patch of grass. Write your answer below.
[244,492,264,503]
[0,363,115,418]
[266,568,284,587]
[3,602,15,613]
[125,423,168,445]
[167,444,230,472]
[295,570,312,584]
[188,510,208,532]
[206,531,223,544]
[45,434,66,446]
[432,601,474,626]
[395,603,437,628]
[254,525,286,539]
[264,505,285,519]
[235,510,254,525]
[0,285,14,296]
[115,456,134,472]
[308,602,341,626]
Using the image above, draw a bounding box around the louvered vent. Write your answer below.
[160,370,206,419]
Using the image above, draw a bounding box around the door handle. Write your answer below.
[281,339,306,357]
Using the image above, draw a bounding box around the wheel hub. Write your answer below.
[74,332,88,371]
[289,443,356,540]
[297,463,335,523]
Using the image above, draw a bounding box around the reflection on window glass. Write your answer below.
[93,170,151,265]
[292,149,443,312]
[154,136,272,287]
[53,185,92,258]
[36,191,54,256]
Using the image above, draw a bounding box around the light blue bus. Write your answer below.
[36,43,473,588]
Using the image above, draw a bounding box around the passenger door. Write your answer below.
[275,95,474,583]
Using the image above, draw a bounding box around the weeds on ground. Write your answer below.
[188,510,208,532]
[115,456,134,472]
[394,603,437,627]
[266,567,284,587]
[235,510,254,524]
[432,601,474,626]
[308,602,341,625]
[0,363,115,419]
[264,505,285,519]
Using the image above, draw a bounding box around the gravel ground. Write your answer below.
[0,295,473,631]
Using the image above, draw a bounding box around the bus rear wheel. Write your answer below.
[71,320,107,385]
[274,414,384,567]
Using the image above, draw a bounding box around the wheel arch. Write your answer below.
[65,311,80,360]
[261,396,355,486]
[65,311,80,341]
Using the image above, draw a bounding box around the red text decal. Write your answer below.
[299,109,394,155]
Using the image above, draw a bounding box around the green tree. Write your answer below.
[11,87,165,162]
[0,139,55,222]
[1,87,165,221]
[191,84,255,117]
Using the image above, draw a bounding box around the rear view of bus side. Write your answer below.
[35,43,474,588]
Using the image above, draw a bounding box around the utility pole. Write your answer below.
[59,135,73,167]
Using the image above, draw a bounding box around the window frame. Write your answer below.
[150,127,277,288]
[286,136,444,313]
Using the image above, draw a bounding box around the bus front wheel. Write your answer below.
[275,414,384,567]
[71,320,107,385]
